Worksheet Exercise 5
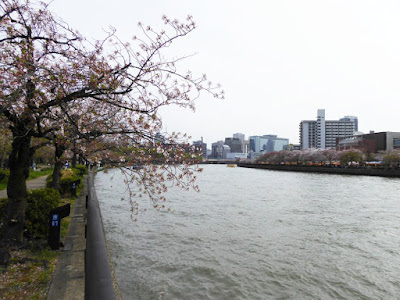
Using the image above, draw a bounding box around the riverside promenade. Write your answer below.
[2,173,119,299]
[47,177,87,299]
[0,176,86,299]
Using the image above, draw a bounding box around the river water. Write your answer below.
[95,165,400,299]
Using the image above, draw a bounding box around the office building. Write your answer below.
[249,135,289,154]
[300,109,357,149]
[337,131,400,153]
[211,141,225,159]
[224,137,242,153]
[233,133,245,151]
[192,138,207,159]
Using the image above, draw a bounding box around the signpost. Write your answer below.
[48,204,71,250]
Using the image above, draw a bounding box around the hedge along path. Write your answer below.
[0,175,48,199]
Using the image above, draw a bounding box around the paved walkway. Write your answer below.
[0,175,48,198]
[47,177,87,299]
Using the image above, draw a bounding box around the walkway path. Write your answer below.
[0,175,87,299]
[47,176,87,299]
[0,175,48,198]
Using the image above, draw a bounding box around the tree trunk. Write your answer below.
[51,143,64,191]
[72,140,77,168]
[78,155,84,165]
[52,160,62,191]
[3,134,33,242]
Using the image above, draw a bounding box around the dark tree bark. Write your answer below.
[72,140,77,168]
[51,142,65,191]
[3,128,33,241]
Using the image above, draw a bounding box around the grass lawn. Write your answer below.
[27,168,54,180]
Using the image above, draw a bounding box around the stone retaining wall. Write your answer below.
[238,163,400,178]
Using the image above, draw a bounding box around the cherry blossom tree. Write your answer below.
[0,0,223,241]
[285,150,302,165]
[322,149,338,165]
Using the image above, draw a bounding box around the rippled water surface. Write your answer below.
[95,165,400,299]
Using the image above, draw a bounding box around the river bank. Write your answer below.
[238,163,400,177]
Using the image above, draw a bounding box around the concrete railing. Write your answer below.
[85,171,116,300]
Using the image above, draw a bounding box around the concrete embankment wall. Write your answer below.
[238,163,400,178]
[86,171,117,300]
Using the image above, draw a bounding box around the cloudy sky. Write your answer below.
[50,0,400,147]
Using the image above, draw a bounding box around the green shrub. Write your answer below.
[25,188,61,238]
[46,170,81,196]
[45,174,53,187]
[60,174,80,195]
[0,189,61,238]
[0,169,9,183]
[73,164,87,176]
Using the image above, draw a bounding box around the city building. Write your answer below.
[222,145,231,159]
[284,144,301,151]
[233,133,246,153]
[337,131,400,153]
[249,135,289,154]
[300,109,357,149]
[192,138,207,159]
[233,133,245,142]
[211,141,227,159]
[224,137,242,153]
[226,153,248,160]
[340,116,358,132]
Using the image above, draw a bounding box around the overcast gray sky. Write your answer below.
[50,0,400,147]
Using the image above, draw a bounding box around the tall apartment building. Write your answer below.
[300,109,357,149]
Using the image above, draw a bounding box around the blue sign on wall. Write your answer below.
[51,214,59,227]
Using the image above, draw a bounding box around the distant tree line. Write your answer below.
[255,148,400,168]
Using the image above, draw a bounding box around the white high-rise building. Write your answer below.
[300,109,358,149]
